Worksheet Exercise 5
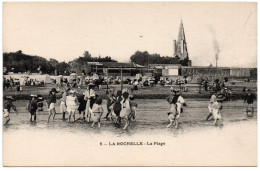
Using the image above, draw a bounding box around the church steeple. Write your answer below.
[173,20,189,60]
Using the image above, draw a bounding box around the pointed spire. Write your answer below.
[178,20,185,41]
[175,19,189,60]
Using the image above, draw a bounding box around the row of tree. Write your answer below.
[3,50,189,75]
[3,50,117,75]
[130,51,190,66]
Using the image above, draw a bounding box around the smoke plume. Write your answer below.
[208,26,221,67]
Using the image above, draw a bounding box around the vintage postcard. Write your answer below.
[2,2,257,166]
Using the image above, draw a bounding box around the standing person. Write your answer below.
[170,85,174,93]
[3,96,18,125]
[60,87,70,120]
[166,90,187,129]
[244,89,256,117]
[120,92,132,129]
[90,98,103,127]
[37,95,44,111]
[133,80,138,91]
[27,94,38,122]
[203,77,208,91]
[113,90,123,124]
[206,94,216,121]
[104,89,115,120]
[66,90,79,123]
[84,84,96,122]
[47,88,58,123]
[242,87,247,98]
[198,77,203,94]
[210,95,223,126]
[78,92,87,121]
[128,88,137,120]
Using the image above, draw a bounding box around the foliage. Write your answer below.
[3,50,117,75]
[3,50,54,74]
[130,51,189,66]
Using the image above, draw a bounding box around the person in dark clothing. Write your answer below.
[27,95,38,122]
[244,89,256,116]
[242,87,247,99]
[113,90,123,124]
[78,94,87,121]
[47,88,58,123]
[3,96,18,125]
[203,78,208,91]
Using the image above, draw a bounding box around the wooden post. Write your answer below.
[121,68,123,91]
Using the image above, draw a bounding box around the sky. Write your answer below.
[3,2,257,67]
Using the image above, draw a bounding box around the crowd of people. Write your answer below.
[3,77,22,92]
[3,77,46,92]
[2,72,256,129]
[3,83,256,130]
[3,84,138,130]
[165,88,255,129]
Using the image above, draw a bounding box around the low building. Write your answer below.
[150,64,181,77]
[230,68,251,77]
[180,66,230,78]
[87,62,104,75]
[101,62,145,77]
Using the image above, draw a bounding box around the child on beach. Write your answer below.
[27,94,38,122]
[78,93,87,121]
[113,90,123,124]
[166,90,187,129]
[208,95,223,125]
[3,96,18,125]
[66,90,79,123]
[124,88,137,121]
[60,87,70,120]
[104,89,115,120]
[84,84,96,122]
[120,92,132,129]
[47,88,58,123]
[244,89,256,117]
[129,102,138,121]
[90,98,103,127]
[37,95,44,111]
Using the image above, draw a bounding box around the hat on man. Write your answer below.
[5,96,14,101]
[50,88,58,93]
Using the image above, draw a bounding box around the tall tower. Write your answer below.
[173,20,189,60]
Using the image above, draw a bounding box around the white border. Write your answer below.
[0,0,259,171]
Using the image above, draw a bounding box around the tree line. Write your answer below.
[3,50,117,75]
[3,50,189,75]
[130,51,190,66]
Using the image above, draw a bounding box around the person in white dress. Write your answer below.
[90,98,103,127]
[208,95,223,125]
[120,92,132,129]
[66,90,79,123]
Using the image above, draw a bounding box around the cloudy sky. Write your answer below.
[3,2,257,67]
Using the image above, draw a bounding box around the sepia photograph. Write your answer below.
[1,1,258,166]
